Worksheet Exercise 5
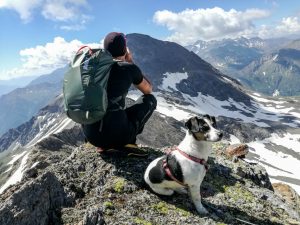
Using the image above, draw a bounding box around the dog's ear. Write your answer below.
[203,114,217,127]
[203,114,211,120]
[185,117,199,132]
[211,116,217,127]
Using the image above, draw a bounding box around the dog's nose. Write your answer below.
[218,132,223,139]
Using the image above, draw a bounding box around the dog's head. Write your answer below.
[185,115,223,142]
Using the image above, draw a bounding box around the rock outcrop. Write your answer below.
[0,134,299,225]
[224,143,249,159]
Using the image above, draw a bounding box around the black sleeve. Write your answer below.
[129,64,144,85]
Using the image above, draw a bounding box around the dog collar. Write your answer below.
[175,147,209,171]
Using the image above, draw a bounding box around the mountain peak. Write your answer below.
[126,33,252,105]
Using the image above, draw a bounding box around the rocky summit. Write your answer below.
[0,129,299,225]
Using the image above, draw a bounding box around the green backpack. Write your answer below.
[63,46,116,124]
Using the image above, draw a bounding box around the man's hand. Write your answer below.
[125,47,134,63]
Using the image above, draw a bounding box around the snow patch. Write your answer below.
[272,90,280,97]
[160,72,188,91]
[155,95,193,121]
[8,151,27,165]
[26,117,72,148]
[252,93,261,97]
[229,135,241,144]
[0,152,29,194]
[246,136,300,194]
[268,133,300,153]
[222,76,232,83]
[30,161,39,169]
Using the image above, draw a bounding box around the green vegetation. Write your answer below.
[223,182,255,203]
[103,201,114,209]
[78,172,85,177]
[174,207,191,217]
[133,218,152,225]
[152,202,169,215]
[113,178,126,193]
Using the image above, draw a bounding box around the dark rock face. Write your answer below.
[137,111,184,148]
[82,207,105,225]
[36,125,85,151]
[0,172,66,225]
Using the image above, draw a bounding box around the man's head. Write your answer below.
[104,32,126,57]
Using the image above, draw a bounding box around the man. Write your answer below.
[82,32,157,152]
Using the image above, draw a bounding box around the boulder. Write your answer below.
[225,143,249,159]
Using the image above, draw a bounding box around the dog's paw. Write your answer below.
[175,187,188,195]
[196,205,209,216]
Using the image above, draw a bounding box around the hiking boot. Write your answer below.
[122,144,149,157]
[97,144,148,157]
[96,147,121,155]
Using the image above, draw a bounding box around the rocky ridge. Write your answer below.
[0,128,299,225]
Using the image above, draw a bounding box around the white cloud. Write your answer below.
[258,17,300,38]
[276,17,300,34]
[153,7,270,45]
[42,0,88,22]
[0,0,42,22]
[0,37,101,80]
[0,0,90,28]
[59,14,92,31]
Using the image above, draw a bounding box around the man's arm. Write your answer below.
[125,47,153,94]
[135,76,152,94]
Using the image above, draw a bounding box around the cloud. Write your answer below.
[1,37,101,80]
[153,7,270,44]
[0,0,42,22]
[0,0,90,28]
[258,17,300,38]
[42,0,88,22]
[59,14,92,31]
[276,17,300,34]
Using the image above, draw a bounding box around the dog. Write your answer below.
[144,115,223,215]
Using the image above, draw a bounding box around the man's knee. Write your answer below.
[143,94,157,109]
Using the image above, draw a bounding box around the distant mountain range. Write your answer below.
[0,76,37,97]
[186,37,300,96]
[0,67,66,136]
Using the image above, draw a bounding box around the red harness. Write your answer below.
[163,147,209,186]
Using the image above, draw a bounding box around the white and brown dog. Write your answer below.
[144,115,223,215]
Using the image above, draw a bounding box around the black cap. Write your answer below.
[104,32,126,57]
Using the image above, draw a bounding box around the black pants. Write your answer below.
[83,94,157,148]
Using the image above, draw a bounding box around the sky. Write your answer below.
[1,0,300,80]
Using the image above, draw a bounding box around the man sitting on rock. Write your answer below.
[82,32,157,154]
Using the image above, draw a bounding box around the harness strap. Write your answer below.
[162,159,186,187]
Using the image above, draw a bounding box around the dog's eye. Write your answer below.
[201,124,210,132]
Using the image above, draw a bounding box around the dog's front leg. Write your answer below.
[189,184,208,215]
